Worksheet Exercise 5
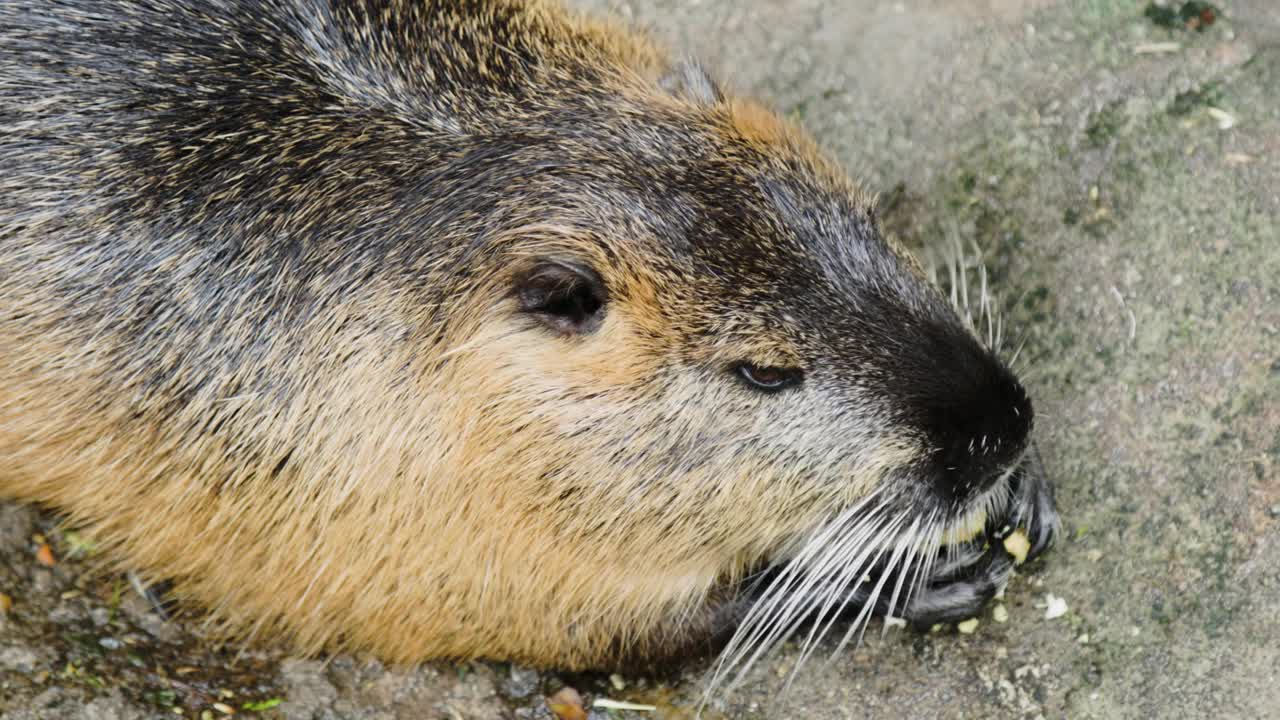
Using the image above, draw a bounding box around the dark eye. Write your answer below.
[516,260,606,335]
[735,363,804,393]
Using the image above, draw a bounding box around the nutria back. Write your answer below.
[0,0,1056,672]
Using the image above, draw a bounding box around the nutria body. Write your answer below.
[0,0,1057,672]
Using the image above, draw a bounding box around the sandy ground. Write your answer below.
[2,1,1277,718]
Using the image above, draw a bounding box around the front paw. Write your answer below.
[1012,443,1058,562]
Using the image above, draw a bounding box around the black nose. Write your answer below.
[926,378,1033,504]
[903,323,1035,506]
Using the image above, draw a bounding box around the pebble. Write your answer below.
[0,645,41,673]
[504,665,540,699]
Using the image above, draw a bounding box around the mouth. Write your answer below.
[706,444,1058,693]
[898,445,1058,628]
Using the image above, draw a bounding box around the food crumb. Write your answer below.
[35,543,56,566]
[1206,107,1235,130]
[1044,594,1069,620]
[546,687,587,720]
[992,604,1009,623]
[957,618,980,634]
[1003,530,1031,564]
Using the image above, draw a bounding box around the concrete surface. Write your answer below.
[2,1,1277,718]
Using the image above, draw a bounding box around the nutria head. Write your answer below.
[0,0,1057,680]
[416,64,1059,672]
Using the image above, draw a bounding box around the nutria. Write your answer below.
[0,0,1058,676]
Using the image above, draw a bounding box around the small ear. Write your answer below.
[658,58,723,105]
[516,260,607,335]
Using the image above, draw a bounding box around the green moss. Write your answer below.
[145,689,179,707]
[1085,101,1126,147]
[1168,83,1222,116]
[1144,2,1220,32]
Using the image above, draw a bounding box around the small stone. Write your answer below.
[504,665,540,699]
[97,637,123,650]
[0,506,38,555]
[609,673,626,691]
[48,604,87,624]
[1078,633,1090,644]
[212,702,235,715]
[0,645,40,672]
[1267,504,1280,519]
[992,604,1009,623]
[30,569,56,595]
[957,618,980,634]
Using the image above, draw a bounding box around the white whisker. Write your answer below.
[881,515,925,632]
[721,505,892,688]
[827,529,906,659]
[705,491,888,697]
[786,513,908,683]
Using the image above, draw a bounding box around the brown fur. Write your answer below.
[0,0,1046,671]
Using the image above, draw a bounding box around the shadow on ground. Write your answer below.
[2,1,1277,718]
